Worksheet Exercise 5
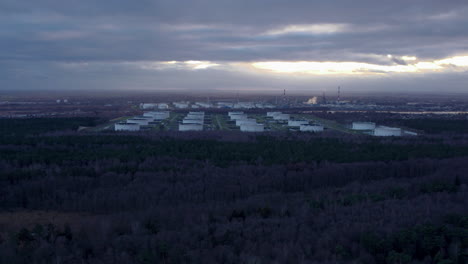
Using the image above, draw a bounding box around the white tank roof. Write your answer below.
[183,119,204,124]
[179,123,203,131]
[127,118,150,125]
[273,114,290,120]
[374,126,402,136]
[236,119,258,126]
[288,120,309,127]
[300,124,324,132]
[352,122,376,130]
[240,124,264,132]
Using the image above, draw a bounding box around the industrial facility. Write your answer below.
[109,106,417,136]
[228,111,265,132]
[179,112,205,131]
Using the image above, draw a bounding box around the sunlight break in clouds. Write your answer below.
[138,61,220,70]
[435,56,468,67]
[264,24,348,36]
[250,55,468,75]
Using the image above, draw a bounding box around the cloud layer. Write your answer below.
[1,0,468,93]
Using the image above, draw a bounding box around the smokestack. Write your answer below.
[337,86,341,103]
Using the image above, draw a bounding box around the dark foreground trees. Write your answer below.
[0,118,466,263]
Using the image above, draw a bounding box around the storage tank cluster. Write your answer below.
[229,111,264,132]
[179,112,204,131]
[352,122,404,137]
[267,112,290,121]
[140,103,169,110]
[115,111,170,131]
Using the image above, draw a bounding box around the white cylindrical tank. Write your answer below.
[267,112,282,117]
[300,124,324,132]
[183,119,204,125]
[144,111,169,120]
[288,120,309,127]
[230,114,248,120]
[352,122,376,130]
[115,122,140,131]
[179,123,203,131]
[235,119,257,126]
[126,118,150,125]
[273,114,290,120]
[228,111,244,118]
[186,114,204,120]
[374,126,402,136]
[240,124,264,132]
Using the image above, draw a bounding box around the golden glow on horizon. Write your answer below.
[402,56,417,61]
[435,56,468,66]
[141,60,220,70]
[251,61,420,75]
[135,55,468,75]
[250,55,468,75]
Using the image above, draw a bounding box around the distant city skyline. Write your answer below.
[1,0,467,93]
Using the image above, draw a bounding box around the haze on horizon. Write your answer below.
[1,0,468,94]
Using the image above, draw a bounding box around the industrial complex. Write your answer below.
[111,107,415,137]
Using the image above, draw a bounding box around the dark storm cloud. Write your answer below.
[0,0,468,92]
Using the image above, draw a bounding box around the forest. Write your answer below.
[0,118,466,264]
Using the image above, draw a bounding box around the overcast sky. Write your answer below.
[1,0,468,94]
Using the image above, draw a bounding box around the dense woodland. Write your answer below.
[0,118,466,264]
